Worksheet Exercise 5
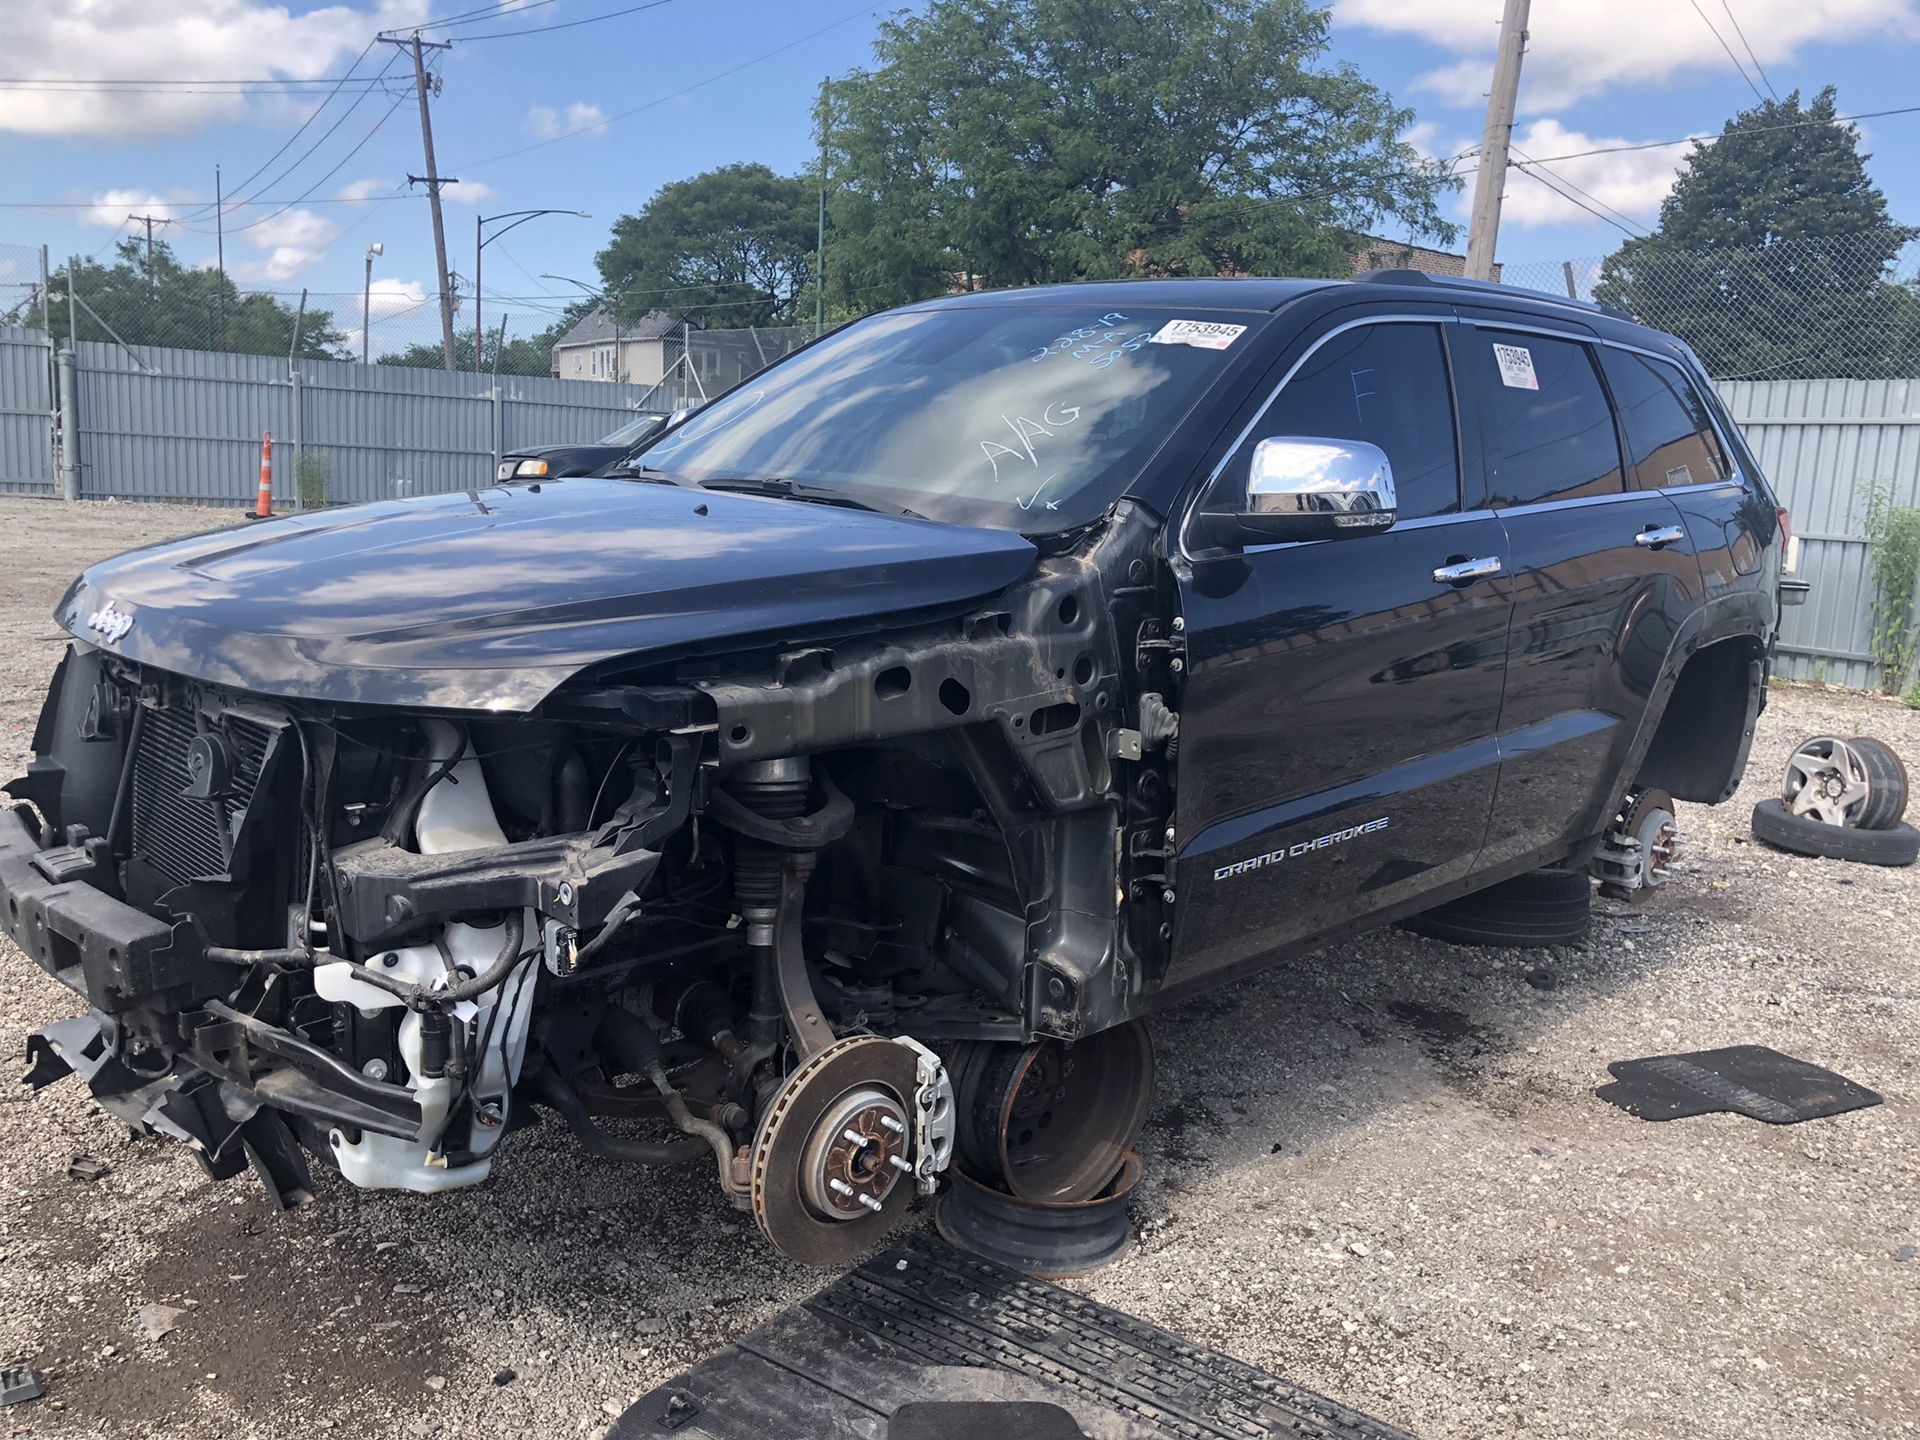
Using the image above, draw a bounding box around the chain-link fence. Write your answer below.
[1496,228,1920,381]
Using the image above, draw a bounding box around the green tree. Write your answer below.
[48,239,347,359]
[1594,88,1918,379]
[377,315,582,375]
[816,0,1455,314]
[596,163,817,328]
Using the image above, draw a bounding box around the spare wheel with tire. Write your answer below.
[1750,798,1919,867]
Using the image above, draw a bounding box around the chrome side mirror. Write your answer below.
[1201,437,1398,547]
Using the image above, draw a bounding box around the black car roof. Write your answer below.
[910,271,1696,366]
[909,277,1334,314]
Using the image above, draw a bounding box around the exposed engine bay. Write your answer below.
[5,504,1171,1263]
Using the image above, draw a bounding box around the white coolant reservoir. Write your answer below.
[414,718,510,853]
[314,917,537,1193]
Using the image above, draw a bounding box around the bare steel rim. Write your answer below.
[955,1020,1155,1204]
[1782,736,1875,828]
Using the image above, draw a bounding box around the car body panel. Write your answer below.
[56,477,1038,711]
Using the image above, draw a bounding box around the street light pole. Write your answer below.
[362,241,383,365]
[475,209,590,373]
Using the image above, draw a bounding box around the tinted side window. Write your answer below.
[1242,322,1461,521]
[1469,330,1623,507]
[1597,349,1731,490]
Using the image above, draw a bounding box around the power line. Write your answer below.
[178,39,385,222]
[443,0,677,42]
[411,0,563,31]
[1718,1,1780,102]
[0,75,385,87]
[453,2,893,170]
[221,86,413,236]
[217,51,405,218]
[1686,0,1767,103]
[0,195,424,208]
[1520,104,1920,164]
[1508,151,1648,238]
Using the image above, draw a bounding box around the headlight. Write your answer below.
[499,458,550,481]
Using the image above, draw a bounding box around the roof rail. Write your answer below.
[1352,267,1634,323]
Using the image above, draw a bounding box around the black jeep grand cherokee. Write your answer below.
[3,272,1781,1263]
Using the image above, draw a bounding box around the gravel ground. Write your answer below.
[0,495,1915,1440]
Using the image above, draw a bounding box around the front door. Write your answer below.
[1168,316,1514,991]
[1454,322,1703,867]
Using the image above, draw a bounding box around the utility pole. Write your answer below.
[815,76,828,338]
[1464,0,1530,282]
[384,32,458,369]
[214,164,229,349]
[128,213,172,304]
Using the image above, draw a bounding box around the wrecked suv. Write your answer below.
[3,273,1782,1262]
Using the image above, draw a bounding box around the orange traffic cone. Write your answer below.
[250,431,273,519]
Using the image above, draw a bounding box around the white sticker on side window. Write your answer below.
[1492,342,1539,390]
[1150,319,1247,350]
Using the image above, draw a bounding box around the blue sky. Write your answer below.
[3,0,1916,350]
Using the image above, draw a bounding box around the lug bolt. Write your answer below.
[878,1115,905,1134]
[842,1128,868,1147]
[888,1155,913,1173]
[828,1178,855,1197]
[857,1193,885,1213]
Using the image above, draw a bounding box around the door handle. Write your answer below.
[1432,556,1503,585]
[1635,525,1686,549]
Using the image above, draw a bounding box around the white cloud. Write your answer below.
[331,177,395,203]
[340,276,432,359]
[1497,119,1698,229]
[1336,0,1919,112]
[439,179,499,206]
[1405,117,1697,236]
[524,102,608,141]
[0,1,431,139]
[76,189,198,228]
[229,207,340,281]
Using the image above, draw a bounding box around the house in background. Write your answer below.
[549,306,689,384]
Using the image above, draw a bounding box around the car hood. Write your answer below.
[59,478,1038,712]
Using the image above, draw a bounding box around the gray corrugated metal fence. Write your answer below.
[1717,378,1920,690]
[0,326,53,496]
[64,339,663,507]
[2,327,1916,688]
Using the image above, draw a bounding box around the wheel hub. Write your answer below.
[797,1086,908,1220]
[750,1036,926,1265]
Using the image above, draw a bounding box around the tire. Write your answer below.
[1848,736,1909,830]
[1751,798,1919,866]
[1400,870,1593,949]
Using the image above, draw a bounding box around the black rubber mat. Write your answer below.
[613,1230,1419,1439]
[1596,1044,1882,1124]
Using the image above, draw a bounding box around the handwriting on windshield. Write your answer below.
[1029,314,1129,363]
[978,400,1083,482]
[1018,474,1061,513]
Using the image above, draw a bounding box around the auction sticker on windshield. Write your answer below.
[1150,319,1247,350]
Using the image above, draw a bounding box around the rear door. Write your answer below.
[1595,344,1773,595]
[1456,322,1701,866]
[1169,313,1513,987]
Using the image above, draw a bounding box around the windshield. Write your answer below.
[632,303,1262,529]
[598,412,669,446]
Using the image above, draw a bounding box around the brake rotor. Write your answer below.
[750,1036,919,1266]
[1623,787,1679,894]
